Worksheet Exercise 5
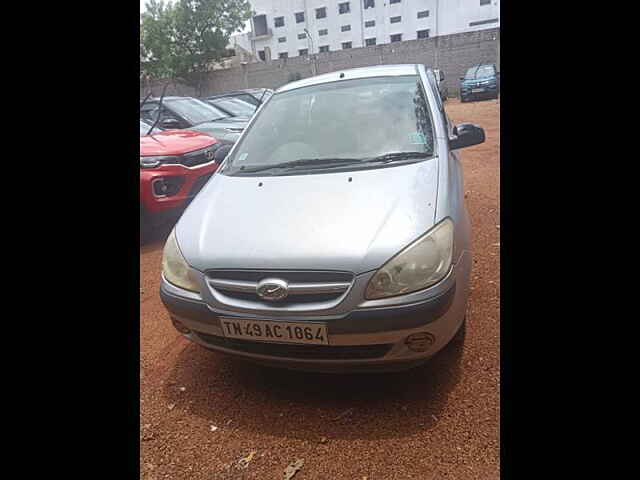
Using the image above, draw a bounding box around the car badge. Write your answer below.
[256,278,289,301]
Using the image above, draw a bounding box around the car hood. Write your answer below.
[140,129,217,156]
[176,159,439,274]
[461,77,496,86]
[190,118,247,143]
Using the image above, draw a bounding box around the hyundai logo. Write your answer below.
[256,278,289,301]
[205,149,215,161]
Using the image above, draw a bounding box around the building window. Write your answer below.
[417,29,429,39]
[258,50,266,61]
[469,18,499,26]
[390,16,401,24]
[318,28,328,36]
[365,37,376,46]
[295,12,305,23]
[364,0,375,8]
[480,0,491,5]
[299,48,308,56]
[274,16,284,28]
[278,37,286,43]
[298,32,307,39]
[279,52,288,58]
[339,2,351,14]
[253,14,268,36]
[319,45,330,52]
[390,34,402,43]
[417,10,429,19]
[341,25,351,32]
[342,41,352,49]
[365,20,375,28]
[390,0,401,4]
[316,7,327,19]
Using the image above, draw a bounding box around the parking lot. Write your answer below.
[140,97,500,480]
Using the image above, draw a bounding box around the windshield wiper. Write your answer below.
[235,157,364,174]
[362,151,432,164]
[232,152,431,174]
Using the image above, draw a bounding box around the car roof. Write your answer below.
[143,96,193,102]
[206,89,270,99]
[276,64,422,93]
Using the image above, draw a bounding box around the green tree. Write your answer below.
[141,0,252,93]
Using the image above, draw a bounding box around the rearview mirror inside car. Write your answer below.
[161,118,181,129]
[449,123,485,150]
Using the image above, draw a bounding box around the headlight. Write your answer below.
[161,229,200,292]
[365,218,454,300]
[140,156,180,169]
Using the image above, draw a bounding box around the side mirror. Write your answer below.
[214,143,232,163]
[449,123,485,150]
[440,71,445,81]
[161,118,181,129]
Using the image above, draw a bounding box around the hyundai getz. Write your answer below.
[159,65,485,372]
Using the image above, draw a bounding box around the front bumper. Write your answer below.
[460,84,499,100]
[159,252,471,372]
[140,161,219,226]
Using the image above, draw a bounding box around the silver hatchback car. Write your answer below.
[159,64,485,372]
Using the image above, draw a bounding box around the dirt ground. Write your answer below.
[140,97,500,480]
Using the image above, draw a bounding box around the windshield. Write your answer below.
[166,98,229,124]
[223,75,435,176]
[464,65,495,80]
[140,120,162,136]
[211,97,255,117]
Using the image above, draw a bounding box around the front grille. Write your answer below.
[208,271,353,283]
[187,172,214,199]
[206,270,354,307]
[214,291,340,304]
[196,333,392,360]
[180,146,217,168]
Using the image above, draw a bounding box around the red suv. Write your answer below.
[140,120,221,244]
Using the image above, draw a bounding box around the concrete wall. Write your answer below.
[141,27,499,98]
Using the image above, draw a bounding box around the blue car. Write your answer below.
[459,64,500,103]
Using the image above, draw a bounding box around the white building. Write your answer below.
[240,0,500,60]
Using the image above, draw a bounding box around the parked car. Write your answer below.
[140,125,222,245]
[459,64,500,102]
[203,96,257,120]
[140,96,248,145]
[205,88,273,107]
[432,69,448,102]
[159,64,484,373]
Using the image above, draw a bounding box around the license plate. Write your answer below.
[471,88,485,93]
[219,318,329,345]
